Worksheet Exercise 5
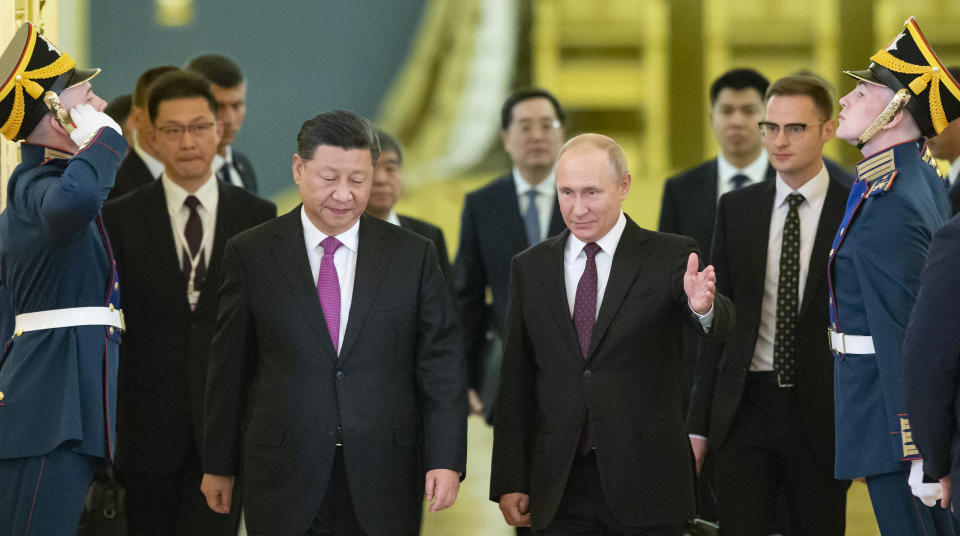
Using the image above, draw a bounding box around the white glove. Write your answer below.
[68,103,122,147]
[909,458,943,507]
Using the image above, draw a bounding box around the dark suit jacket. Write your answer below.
[103,180,275,474]
[948,179,960,216]
[397,213,453,296]
[490,219,734,530]
[229,148,258,194]
[454,173,565,389]
[202,210,467,535]
[108,150,157,200]
[903,213,960,504]
[659,157,850,262]
[686,170,851,469]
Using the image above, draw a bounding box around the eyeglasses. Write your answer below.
[510,120,562,135]
[758,121,824,140]
[156,122,216,140]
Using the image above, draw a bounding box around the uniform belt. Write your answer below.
[828,328,874,355]
[14,306,125,335]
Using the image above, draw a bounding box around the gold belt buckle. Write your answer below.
[118,309,126,333]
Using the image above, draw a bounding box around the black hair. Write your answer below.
[710,68,769,106]
[185,53,244,88]
[375,129,402,164]
[296,110,380,165]
[500,87,565,130]
[147,70,218,123]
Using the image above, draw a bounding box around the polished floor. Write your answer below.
[239,416,881,535]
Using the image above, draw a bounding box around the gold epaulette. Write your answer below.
[856,148,896,183]
[921,144,945,179]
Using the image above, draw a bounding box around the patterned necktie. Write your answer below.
[183,195,205,286]
[523,190,541,246]
[574,242,602,455]
[573,242,602,358]
[731,173,749,190]
[774,193,804,386]
[317,236,343,353]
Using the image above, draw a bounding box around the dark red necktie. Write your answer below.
[183,195,205,286]
[573,242,601,455]
[574,242,601,357]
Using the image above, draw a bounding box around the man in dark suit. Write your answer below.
[103,71,275,535]
[490,133,733,534]
[201,111,467,535]
[687,75,852,535]
[365,129,453,293]
[186,53,258,194]
[658,70,772,438]
[926,66,960,215]
[109,65,179,200]
[660,68,771,261]
[903,212,960,518]
[455,88,567,420]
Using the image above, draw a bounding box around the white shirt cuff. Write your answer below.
[689,302,714,333]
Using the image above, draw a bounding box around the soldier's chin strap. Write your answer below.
[857,88,912,150]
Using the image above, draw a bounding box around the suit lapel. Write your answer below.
[272,208,334,359]
[798,177,846,320]
[500,175,530,247]
[544,230,583,361]
[142,181,189,311]
[750,183,776,307]
[587,220,652,359]
[548,197,565,236]
[339,215,394,362]
[204,182,238,291]
[704,160,719,215]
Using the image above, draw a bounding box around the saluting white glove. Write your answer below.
[68,103,122,147]
[909,458,943,507]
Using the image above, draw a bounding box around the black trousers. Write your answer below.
[714,372,849,536]
[537,451,684,536]
[122,443,239,536]
[248,447,375,536]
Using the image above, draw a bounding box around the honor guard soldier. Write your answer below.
[0,22,127,534]
[830,16,960,534]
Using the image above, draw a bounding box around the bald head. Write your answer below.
[557,133,629,180]
[556,133,632,243]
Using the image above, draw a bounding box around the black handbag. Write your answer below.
[76,465,126,536]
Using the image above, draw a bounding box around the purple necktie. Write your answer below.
[574,242,601,455]
[317,236,343,352]
[573,242,602,358]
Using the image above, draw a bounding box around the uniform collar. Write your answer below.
[856,139,924,182]
[20,142,74,166]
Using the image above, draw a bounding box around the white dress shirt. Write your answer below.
[162,173,219,270]
[301,208,360,356]
[750,164,830,371]
[386,209,401,226]
[133,137,165,180]
[716,150,769,199]
[212,145,244,188]
[563,212,714,329]
[514,167,556,243]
